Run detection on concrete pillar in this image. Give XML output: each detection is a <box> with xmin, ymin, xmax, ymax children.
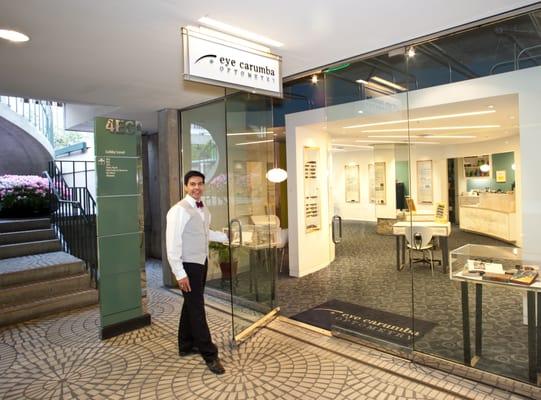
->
<box><xmin>158</xmin><ymin>109</ymin><xmax>181</xmax><ymax>287</ymax></box>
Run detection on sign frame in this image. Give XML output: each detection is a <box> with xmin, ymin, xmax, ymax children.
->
<box><xmin>182</xmin><ymin>27</ymin><xmax>283</xmax><ymax>98</ymax></box>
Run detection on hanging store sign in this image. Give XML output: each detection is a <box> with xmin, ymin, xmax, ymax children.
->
<box><xmin>182</xmin><ymin>27</ymin><xmax>283</xmax><ymax>98</ymax></box>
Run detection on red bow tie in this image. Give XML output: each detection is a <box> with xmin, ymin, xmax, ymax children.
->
<box><xmin>196</xmin><ymin>201</ymin><xmax>204</xmax><ymax>208</ymax></box>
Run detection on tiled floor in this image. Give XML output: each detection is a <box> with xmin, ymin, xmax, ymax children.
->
<box><xmin>0</xmin><ymin>262</ymin><xmax>533</xmax><ymax>400</ymax></box>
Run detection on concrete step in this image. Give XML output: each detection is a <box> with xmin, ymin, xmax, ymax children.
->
<box><xmin>0</xmin><ymin>239</ymin><xmax>62</xmax><ymax>259</ymax></box>
<box><xmin>0</xmin><ymin>289</ymin><xmax>98</xmax><ymax>327</ymax></box>
<box><xmin>0</xmin><ymin>273</ymin><xmax>91</xmax><ymax>308</ymax></box>
<box><xmin>0</xmin><ymin>252</ymin><xmax>85</xmax><ymax>288</ymax></box>
<box><xmin>0</xmin><ymin>228</ymin><xmax>56</xmax><ymax>245</ymax></box>
<box><xmin>0</xmin><ymin>218</ymin><xmax>50</xmax><ymax>233</ymax></box>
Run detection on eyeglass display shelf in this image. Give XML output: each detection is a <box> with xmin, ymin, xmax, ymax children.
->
<box><xmin>450</xmin><ymin>244</ymin><xmax>541</xmax><ymax>292</ymax></box>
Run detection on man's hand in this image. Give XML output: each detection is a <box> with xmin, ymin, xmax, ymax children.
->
<box><xmin>178</xmin><ymin>277</ymin><xmax>191</xmax><ymax>292</ymax></box>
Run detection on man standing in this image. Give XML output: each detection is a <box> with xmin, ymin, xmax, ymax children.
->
<box><xmin>166</xmin><ymin>170</ymin><xmax>227</xmax><ymax>375</ymax></box>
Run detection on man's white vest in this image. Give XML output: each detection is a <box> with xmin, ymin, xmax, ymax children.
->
<box><xmin>179</xmin><ymin>198</ymin><xmax>210</xmax><ymax>265</ymax></box>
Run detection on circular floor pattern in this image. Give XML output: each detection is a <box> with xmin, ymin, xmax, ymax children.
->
<box><xmin>123</xmin><ymin>333</ymin><xmax>348</xmax><ymax>400</ymax></box>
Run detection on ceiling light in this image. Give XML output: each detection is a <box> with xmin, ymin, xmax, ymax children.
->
<box><xmin>343</xmin><ymin>110</ymin><xmax>496</xmax><ymax>129</ymax></box>
<box><xmin>0</xmin><ymin>29</ymin><xmax>30</xmax><ymax>42</ymax></box>
<box><xmin>356</xmin><ymin>79</ymin><xmax>369</xmax><ymax>84</ymax></box>
<box><xmin>235</xmin><ymin>139</ymin><xmax>274</xmax><ymax>146</ymax></box>
<box><xmin>266</xmin><ymin>168</ymin><xmax>287</xmax><ymax>183</ymax></box>
<box><xmin>332</xmin><ymin>144</ymin><xmax>373</xmax><ymax>149</ymax></box>
<box><xmin>511</xmin><ymin>163</ymin><xmax>516</xmax><ymax>170</ymax></box>
<box><xmin>480</xmin><ymin>163</ymin><xmax>490</xmax><ymax>173</ymax></box>
<box><xmin>227</xmin><ymin>131</ymin><xmax>273</xmax><ymax>136</ymax></box>
<box><xmin>367</xmin><ymin>135</ymin><xmax>418</xmax><ymax>138</ymax></box>
<box><xmin>370</xmin><ymin>76</ymin><xmax>407</xmax><ymax>91</ymax></box>
<box><xmin>362</xmin><ymin>125</ymin><xmax>500</xmax><ymax>133</ymax></box>
<box><xmin>363</xmin><ymin>80</ymin><xmax>395</xmax><ymax>95</ymax></box>
<box><xmin>198</xmin><ymin>17</ymin><xmax>283</xmax><ymax>47</ymax></box>
<box><xmin>357</xmin><ymin>110</ymin><xmax>364</xmax><ymax>114</ymax></box>
<box><xmin>488</xmin><ymin>105</ymin><xmax>494</xmax><ymax>109</ymax></box>
<box><xmin>407</xmin><ymin>47</ymin><xmax>416</xmax><ymax>58</ymax></box>
<box><xmin>422</xmin><ymin>135</ymin><xmax>477</xmax><ymax>139</ymax></box>
<box><xmin>356</xmin><ymin>139</ymin><xmax>440</xmax><ymax>145</ymax></box>
<box><xmin>311</xmin><ymin>75</ymin><xmax>318</xmax><ymax>84</ymax></box>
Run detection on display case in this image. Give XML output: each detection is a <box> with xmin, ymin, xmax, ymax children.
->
<box><xmin>450</xmin><ymin>244</ymin><xmax>539</xmax><ymax>289</ymax></box>
<box><xmin>450</xmin><ymin>244</ymin><xmax>541</xmax><ymax>384</ymax></box>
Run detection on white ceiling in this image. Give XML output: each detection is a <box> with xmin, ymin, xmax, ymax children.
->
<box><xmin>0</xmin><ymin>0</ymin><xmax>537</xmax><ymax>132</ymax></box>
<box><xmin>325</xmin><ymin>94</ymin><xmax>519</xmax><ymax>148</ymax></box>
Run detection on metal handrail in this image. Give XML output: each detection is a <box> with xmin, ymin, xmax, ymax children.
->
<box><xmin>43</xmin><ymin>170</ymin><xmax>98</xmax><ymax>287</ymax></box>
<box><xmin>0</xmin><ymin>96</ymin><xmax>58</xmax><ymax>146</ymax></box>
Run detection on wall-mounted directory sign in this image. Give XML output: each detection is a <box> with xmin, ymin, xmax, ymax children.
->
<box><xmin>182</xmin><ymin>27</ymin><xmax>282</xmax><ymax>98</ymax></box>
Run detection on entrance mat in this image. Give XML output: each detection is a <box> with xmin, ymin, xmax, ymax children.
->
<box><xmin>291</xmin><ymin>299</ymin><xmax>437</xmax><ymax>347</ymax></box>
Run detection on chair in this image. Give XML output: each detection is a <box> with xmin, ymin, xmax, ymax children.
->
<box><xmin>404</xmin><ymin>226</ymin><xmax>435</xmax><ymax>276</ymax></box>
<box><xmin>276</xmin><ymin>228</ymin><xmax>288</xmax><ymax>273</ymax></box>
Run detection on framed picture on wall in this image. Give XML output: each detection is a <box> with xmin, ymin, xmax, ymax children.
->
<box><xmin>417</xmin><ymin>160</ymin><xmax>433</xmax><ymax>204</ymax></box>
<box><xmin>496</xmin><ymin>170</ymin><xmax>506</xmax><ymax>183</ymax></box>
<box><xmin>303</xmin><ymin>147</ymin><xmax>321</xmax><ymax>233</ymax></box>
<box><xmin>374</xmin><ymin>162</ymin><xmax>386</xmax><ymax>205</ymax></box>
<box><xmin>345</xmin><ymin>164</ymin><xmax>360</xmax><ymax>203</ymax></box>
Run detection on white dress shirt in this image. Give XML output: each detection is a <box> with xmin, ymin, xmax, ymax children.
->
<box><xmin>166</xmin><ymin>195</ymin><xmax>227</xmax><ymax>281</ymax></box>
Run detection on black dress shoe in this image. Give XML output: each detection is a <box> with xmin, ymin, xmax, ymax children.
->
<box><xmin>206</xmin><ymin>358</ymin><xmax>225</xmax><ymax>375</ymax></box>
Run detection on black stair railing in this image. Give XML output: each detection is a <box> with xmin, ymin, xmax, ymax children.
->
<box><xmin>44</xmin><ymin>162</ymin><xmax>98</xmax><ymax>287</ymax></box>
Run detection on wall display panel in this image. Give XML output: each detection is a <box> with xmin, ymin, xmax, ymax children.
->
<box><xmin>304</xmin><ymin>147</ymin><xmax>321</xmax><ymax>232</ymax></box>
<box><xmin>417</xmin><ymin>160</ymin><xmax>433</xmax><ymax>204</ymax></box>
<box><xmin>345</xmin><ymin>164</ymin><xmax>360</xmax><ymax>203</ymax></box>
<box><xmin>368</xmin><ymin>163</ymin><xmax>375</xmax><ymax>204</ymax></box>
<box><xmin>374</xmin><ymin>162</ymin><xmax>386</xmax><ymax>205</ymax></box>
<box><xmin>496</xmin><ymin>170</ymin><xmax>507</xmax><ymax>183</ymax></box>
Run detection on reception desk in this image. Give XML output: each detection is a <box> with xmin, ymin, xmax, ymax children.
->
<box><xmin>459</xmin><ymin>192</ymin><xmax>517</xmax><ymax>242</ymax></box>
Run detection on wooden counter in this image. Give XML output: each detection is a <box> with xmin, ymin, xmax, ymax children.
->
<box><xmin>459</xmin><ymin>192</ymin><xmax>516</xmax><ymax>242</ymax></box>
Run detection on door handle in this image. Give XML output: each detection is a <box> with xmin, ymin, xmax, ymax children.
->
<box><xmin>230</xmin><ymin>218</ymin><xmax>243</xmax><ymax>246</ymax></box>
<box><xmin>332</xmin><ymin>215</ymin><xmax>342</xmax><ymax>244</ymax></box>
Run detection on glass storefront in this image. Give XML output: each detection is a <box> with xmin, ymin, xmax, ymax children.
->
<box><xmin>181</xmin><ymin>92</ymin><xmax>278</xmax><ymax>341</ymax></box>
<box><xmin>179</xmin><ymin>5</ymin><xmax>541</xmax><ymax>389</ymax></box>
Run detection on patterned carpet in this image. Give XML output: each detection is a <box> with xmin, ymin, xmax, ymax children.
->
<box><xmin>276</xmin><ymin>221</ymin><xmax>529</xmax><ymax>383</ymax></box>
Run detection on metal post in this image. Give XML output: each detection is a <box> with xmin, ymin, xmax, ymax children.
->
<box><xmin>461</xmin><ymin>281</ymin><xmax>471</xmax><ymax>365</ymax></box>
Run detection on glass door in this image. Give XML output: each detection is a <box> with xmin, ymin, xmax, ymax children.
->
<box><xmin>225</xmin><ymin>90</ymin><xmax>279</xmax><ymax>342</ymax></box>
<box><xmin>180</xmin><ymin>93</ymin><xmax>279</xmax><ymax>344</ymax></box>
<box><xmin>323</xmin><ymin>55</ymin><xmax>415</xmax><ymax>354</ymax></box>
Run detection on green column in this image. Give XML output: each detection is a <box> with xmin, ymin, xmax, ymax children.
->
<box><xmin>95</xmin><ymin>117</ymin><xmax>151</xmax><ymax>339</ymax></box>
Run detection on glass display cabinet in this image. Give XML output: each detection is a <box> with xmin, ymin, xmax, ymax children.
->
<box><xmin>450</xmin><ymin>244</ymin><xmax>540</xmax><ymax>383</ymax></box>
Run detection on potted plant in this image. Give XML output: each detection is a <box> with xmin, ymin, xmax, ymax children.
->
<box><xmin>209</xmin><ymin>241</ymin><xmax>238</xmax><ymax>287</ymax></box>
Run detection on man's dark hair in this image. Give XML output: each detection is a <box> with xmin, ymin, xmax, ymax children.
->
<box><xmin>184</xmin><ymin>170</ymin><xmax>205</xmax><ymax>185</ymax></box>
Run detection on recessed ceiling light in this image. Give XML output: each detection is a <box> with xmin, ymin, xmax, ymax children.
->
<box><xmin>0</xmin><ymin>29</ymin><xmax>30</xmax><ymax>42</ymax></box>
<box><xmin>357</xmin><ymin>110</ymin><xmax>364</xmax><ymax>114</ymax></box>
<box><xmin>227</xmin><ymin>131</ymin><xmax>273</xmax><ymax>136</ymax></box>
<box><xmin>198</xmin><ymin>17</ymin><xmax>283</xmax><ymax>47</ymax></box>
<box><xmin>370</xmin><ymin>76</ymin><xmax>407</xmax><ymax>91</ymax></box>
<box><xmin>488</xmin><ymin>105</ymin><xmax>494</xmax><ymax>109</ymax></box>
<box><xmin>235</xmin><ymin>139</ymin><xmax>274</xmax><ymax>146</ymax></box>
<box><xmin>311</xmin><ymin>75</ymin><xmax>318</xmax><ymax>84</ymax></box>
<box><xmin>332</xmin><ymin>144</ymin><xmax>373</xmax><ymax>149</ymax></box>
<box><xmin>343</xmin><ymin>110</ymin><xmax>496</xmax><ymax>129</ymax></box>
<box><xmin>407</xmin><ymin>47</ymin><xmax>416</xmax><ymax>58</ymax></box>
<box><xmin>362</xmin><ymin>125</ymin><xmax>499</xmax><ymax>133</ymax></box>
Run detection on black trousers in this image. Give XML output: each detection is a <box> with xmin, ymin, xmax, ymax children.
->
<box><xmin>178</xmin><ymin>260</ymin><xmax>218</xmax><ymax>362</ymax></box>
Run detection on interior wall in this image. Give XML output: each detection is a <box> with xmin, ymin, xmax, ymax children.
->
<box><xmin>286</xmin><ymin>108</ymin><xmax>333</xmax><ymax>277</ymax></box>
<box><xmin>332</xmin><ymin>150</ymin><xmax>376</xmax><ymax>221</ymax></box>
